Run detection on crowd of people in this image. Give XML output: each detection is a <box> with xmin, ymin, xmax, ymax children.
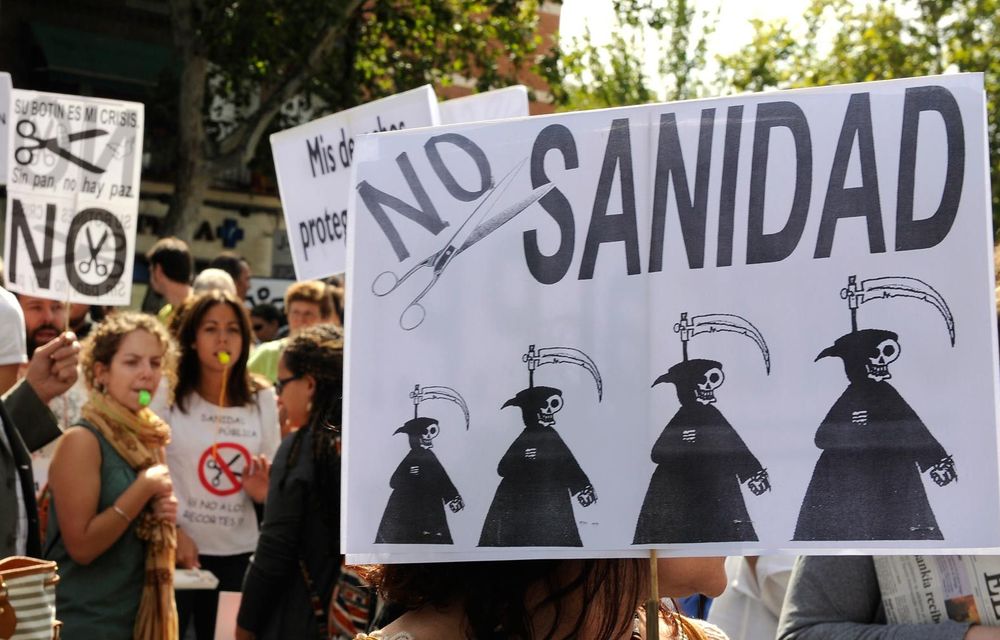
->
<box><xmin>1</xmin><ymin>234</ymin><xmax>999</xmax><ymax>640</ymax></box>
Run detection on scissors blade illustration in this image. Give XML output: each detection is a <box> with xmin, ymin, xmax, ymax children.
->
<box><xmin>67</xmin><ymin>129</ymin><xmax>107</xmax><ymax>143</ymax></box>
<box><xmin>50</xmin><ymin>144</ymin><xmax>106</xmax><ymax>174</ymax></box>
<box><xmin>456</xmin><ymin>182</ymin><xmax>555</xmax><ymax>256</ymax></box>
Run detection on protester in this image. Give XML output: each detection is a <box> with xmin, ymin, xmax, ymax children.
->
<box><xmin>357</xmin><ymin>557</ymin><xmax>729</xmax><ymax>639</ymax></box>
<box><xmin>192</xmin><ymin>267</ymin><xmax>238</xmax><ymax>297</ymax></box>
<box><xmin>249</xmin><ymin>303</ymin><xmax>284</xmax><ymax>343</ymax></box>
<box><xmin>0</xmin><ymin>286</ymin><xmax>26</xmax><ymax>394</ymax></box>
<box><xmin>44</xmin><ymin>312</ymin><xmax>178</xmax><ymax>639</ymax></box>
<box><xmin>154</xmin><ymin>290</ymin><xmax>279</xmax><ymax>639</ymax></box>
<box><xmin>236</xmin><ymin>324</ymin><xmax>358</xmax><ymax>639</ymax></box>
<box><xmin>777</xmin><ymin>556</ymin><xmax>1000</xmax><ymax>639</ymax></box>
<box><xmin>1</xmin><ymin>287</ymin><xmax>80</xmax><ymax>558</ymax></box>
<box><xmin>209</xmin><ymin>251</ymin><xmax>252</xmax><ymax>302</ymax></box>
<box><xmin>147</xmin><ymin>236</ymin><xmax>194</xmax><ymax>325</ymax></box>
<box><xmin>248</xmin><ymin>280</ymin><xmax>336</xmax><ymax>382</ymax></box>
<box><xmin>16</xmin><ymin>293</ymin><xmax>66</xmax><ymax>357</ymax></box>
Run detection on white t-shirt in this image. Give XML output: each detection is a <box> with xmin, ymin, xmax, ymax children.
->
<box><xmin>162</xmin><ymin>388</ymin><xmax>280</xmax><ymax>556</ymax></box>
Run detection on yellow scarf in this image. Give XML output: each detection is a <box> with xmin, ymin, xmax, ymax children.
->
<box><xmin>81</xmin><ymin>392</ymin><xmax>178</xmax><ymax>640</ymax></box>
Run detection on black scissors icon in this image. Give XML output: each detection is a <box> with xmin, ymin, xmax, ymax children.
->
<box><xmin>15</xmin><ymin>120</ymin><xmax>108</xmax><ymax>174</ymax></box>
<box><xmin>207</xmin><ymin>452</ymin><xmax>244</xmax><ymax>487</ymax></box>
<box><xmin>78</xmin><ymin>227</ymin><xmax>110</xmax><ymax>276</ymax></box>
<box><xmin>371</xmin><ymin>159</ymin><xmax>554</xmax><ymax>330</ymax></box>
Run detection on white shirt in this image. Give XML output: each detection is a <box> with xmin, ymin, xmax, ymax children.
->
<box><xmin>161</xmin><ymin>388</ymin><xmax>280</xmax><ymax>556</ymax></box>
<box><xmin>708</xmin><ymin>555</ymin><xmax>795</xmax><ymax>640</ymax></box>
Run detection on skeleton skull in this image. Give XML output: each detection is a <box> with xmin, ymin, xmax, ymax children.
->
<box><xmin>866</xmin><ymin>338</ymin><xmax>900</xmax><ymax>382</ymax></box>
<box><xmin>536</xmin><ymin>393</ymin><xmax>563</xmax><ymax>427</ymax></box>
<box><xmin>420</xmin><ymin>422</ymin><xmax>440</xmax><ymax>448</ymax></box>
<box><xmin>696</xmin><ymin>367</ymin><xmax>725</xmax><ymax>405</ymax></box>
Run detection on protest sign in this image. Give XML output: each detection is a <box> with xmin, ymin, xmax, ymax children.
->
<box><xmin>270</xmin><ymin>85</ymin><xmax>438</xmax><ymax>281</ymax></box>
<box><xmin>343</xmin><ymin>73</ymin><xmax>999</xmax><ymax>562</ymax></box>
<box><xmin>438</xmin><ymin>85</ymin><xmax>529</xmax><ymax>125</ymax></box>
<box><xmin>4</xmin><ymin>89</ymin><xmax>144</xmax><ymax>305</ymax></box>
<box><xmin>0</xmin><ymin>73</ymin><xmax>10</xmax><ymax>186</ymax></box>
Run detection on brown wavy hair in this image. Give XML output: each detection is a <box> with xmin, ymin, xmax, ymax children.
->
<box><xmin>172</xmin><ymin>290</ymin><xmax>259</xmax><ymax>412</ymax></box>
<box><xmin>368</xmin><ymin>559</ymin><xmax>653</xmax><ymax>639</ymax></box>
<box><xmin>80</xmin><ymin>311</ymin><xmax>177</xmax><ymax>394</ymax></box>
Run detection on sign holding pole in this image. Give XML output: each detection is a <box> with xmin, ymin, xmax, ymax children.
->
<box><xmin>4</xmin><ymin>89</ymin><xmax>144</xmax><ymax>306</ymax></box>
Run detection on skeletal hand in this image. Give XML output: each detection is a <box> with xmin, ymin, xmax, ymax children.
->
<box><xmin>747</xmin><ymin>468</ymin><xmax>772</xmax><ymax>496</ymax></box>
<box><xmin>929</xmin><ymin>455</ymin><xmax>957</xmax><ymax>487</ymax></box>
<box><xmin>576</xmin><ymin>484</ymin><xmax>597</xmax><ymax>507</ymax></box>
<box><xmin>447</xmin><ymin>496</ymin><xmax>464</xmax><ymax>513</ymax></box>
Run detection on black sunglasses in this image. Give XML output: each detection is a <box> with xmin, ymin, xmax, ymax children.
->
<box><xmin>275</xmin><ymin>374</ymin><xmax>302</xmax><ymax>394</ymax></box>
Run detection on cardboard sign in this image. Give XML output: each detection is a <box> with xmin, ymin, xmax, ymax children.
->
<box><xmin>4</xmin><ymin>89</ymin><xmax>144</xmax><ymax>305</ymax></box>
<box><xmin>439</xmin><ymin>85</ymin><xmax>530</xmax><ymax>125</ymax></box>
<box><xmin>270</xmin><ymin>85</ymin><xmax>438</xmax><ymax>280</ymax></box>
<box><xmin>344</xmin><ymin>74</ymin><xmax>999</xmax><ymax>562</ymax></box>
<box><xmin>0</xmin><ymin>73</ymin><xmax>10</xmax><ymax>186</ymax></box>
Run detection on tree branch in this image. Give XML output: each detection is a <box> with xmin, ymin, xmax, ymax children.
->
<box><xmin>209</xmin><ymin>0</ymin><xmax>366</xmax><ymax>173</ymax></box>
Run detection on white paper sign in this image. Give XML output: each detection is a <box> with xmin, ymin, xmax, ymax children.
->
<box><xmin>4</xmin><ymin>90</ymin><xmax>144</xmax><ymax>305</ymax></box>
<box><xmin>344</xmin><ymin>74</ymin><xmax>1000</xmax><ymax>562</ymax></box>
<box><xmin>270</xmin><ymin>85</ymin><xmax>438</xmax><ymax>280</ymax></box>
<box><xmin>439</xmin><ymin>85</ymin><xmax>530</xmax><ymax>125</ymax></box>
<box><xmin>0</xmin><ymin>73</ymin><xmax>11</xmax><ymax>186</ymax></box>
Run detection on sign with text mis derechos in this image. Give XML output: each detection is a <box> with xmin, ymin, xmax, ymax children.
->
<box><xmin>270</xmin><ymin>85</ymin><xmax>439</xmax><ymax>281</ymax></box>
<box><xmin>343</xmin><ymin>74</ymin><xmax>1000</xmax><ymax>563</ymax></box>
<box><xmin>4</xmin><ymin>90</ymin><xmax>144</xmax><ymax>305</ymax></box>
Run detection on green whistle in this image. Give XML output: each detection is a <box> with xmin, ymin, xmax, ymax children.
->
<box><xmin>138</xmin><ymin>390</ymin><xmax>152</xmax><ymax>407</ymax></box>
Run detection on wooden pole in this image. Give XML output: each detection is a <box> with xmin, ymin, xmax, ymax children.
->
<box><xmin>646</xmin><ymin>549</ymin><xmax>659</xmax><ymax>639</ymax></box>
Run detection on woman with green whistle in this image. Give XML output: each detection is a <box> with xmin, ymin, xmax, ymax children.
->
<box><xmin>153</xmin><ymin>290</ymin><xmax>280</xmax><ymax>639</ymax></box>
<box><xmin>45</xmin><ymin>312</ymin><xmax>180</xmax><ymax>639</ymax></box>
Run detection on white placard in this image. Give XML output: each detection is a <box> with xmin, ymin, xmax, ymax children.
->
<box><xmin>438</xmin><ymin>85</ymin><xmax>530</xmax><ymax>125</ymax></box>
<box><xmin>0</xmin><ymin>72</ymin><xmax>10</xmax><ymax>186</ymax></box>
<box><xmin>270</xmin><ymin>85</ymin><xmax>438</xmax><ymax>280</ymax></box>
<box><xmin>344</xmin><ymin>74</ymin><xmax>1000</xmax><ymax>562</ymax></box>
<box><xmin>4</xmin><ymin>89</ymin><xmax>144</xmax><ymax>305</ymax></box>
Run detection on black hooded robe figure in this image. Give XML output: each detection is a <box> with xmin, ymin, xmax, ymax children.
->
<box><xmin>634</xmin><ymin>359</ymin><xmax>765</xmax><ymax>544</ymax></box>
<box><xmin>479</xmin><ymin>386</ymin><xmax>596</xmax><ymax>547</ymax></box>
<box><xmin>794</xmin><ymin>329</ymin><xmax>955</xmax><ymax>541</ymax></box>
<box><xmin>376</xmin><ymin>417</ymin><xmax>463</xmax><ymax>544</ymax></box>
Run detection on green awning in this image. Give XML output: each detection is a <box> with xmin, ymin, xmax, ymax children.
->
<box><xmin>30</xmin><ymin>22</ymin><xmax>174</xmax><ymax>88</ymax></box>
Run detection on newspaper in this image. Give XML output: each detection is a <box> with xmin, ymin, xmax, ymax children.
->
<box><xmin>874</xmin><ymin>556</ymin><xmax>1000</xmax><ymax>625</ymax></box>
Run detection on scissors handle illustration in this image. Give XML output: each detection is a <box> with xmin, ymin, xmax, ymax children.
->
<box><xmin>78</xmin><ymin>258</ymin><xmax>109</xmax><ymax>276</ymax></box>
<box><xmin>14</xmin><ymin>119</ymin><xmax>108</xmax><ymax>173</ymax></box>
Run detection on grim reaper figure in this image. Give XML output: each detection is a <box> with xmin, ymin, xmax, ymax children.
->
<box><xmin>794</xmin><ymin>276</ymin><xmax>958</xmax><ymax>541</ymax></box>
<box><xmin>375</xmin><ymin>385</ymin><xmax>468</xmax><ymax>544</ymax></box>
<box><xmin>634</xmin><ymin>313</ymin><xmax>771</xmax><ymax>544</ymax></box>
<box><xmin>479</xmin><ymin>346</ymin><xmax>602</xmax><ymax>547</ymax></box>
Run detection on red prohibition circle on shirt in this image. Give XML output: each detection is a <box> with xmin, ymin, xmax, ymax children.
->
<box><xmin>198</xmin><ymin>442</ymin><xmax>251</xmax><ymax>497</ymax></box>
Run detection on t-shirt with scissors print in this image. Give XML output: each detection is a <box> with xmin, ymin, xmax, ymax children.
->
<box><xmin>162</xmin><ymin>388</ymin><xmax>279</xmax><ymax>556</ymax></box>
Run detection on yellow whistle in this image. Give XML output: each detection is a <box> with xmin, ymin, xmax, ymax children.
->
<box><xmin>218</xmin><ymin>351</ymin><xmax>231</xmax><ymax>365</ymax></box>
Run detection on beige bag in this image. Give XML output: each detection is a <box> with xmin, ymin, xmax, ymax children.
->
<box><xmin>0</xmin><ymin>557</ymin><xmax>59</xmax><ymax>640</ymax></box>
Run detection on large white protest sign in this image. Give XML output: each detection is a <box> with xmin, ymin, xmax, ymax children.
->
<box><xmin>439</xmin><ymin>85</ymin><xmax>529</xmax><ymax>125</ymax></box>
<box><xmin>270</xmin><ymin>85</ymin><xmax>438</xmax><ymax>280</ymax></box>
<box><xmin>344</xmin><ymin>74</ymin><xmax>999</xmax><ymax>562</ymax></box>
<box><xmin>4</xmin><ymin>90</ymin><xmax>144</xmax><ymax>305</ymax></box>
<box><xmin>0</xmin><ymin>73</ymin><xmax>10</xmax><ymax>186</ymax></box>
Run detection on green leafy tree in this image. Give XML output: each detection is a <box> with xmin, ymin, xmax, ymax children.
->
<box><xmin>717</xmin><ymin>0</ymin><xmax>1000</xmax><ymax>233</ymax></box>
<box><xmin>542</xmin><ymin>0</ymin><xmax>716</xmax><ymax>111</ymax></box>
<box><xmin>164</xmin><ymin>0</ymin><xmax>546</xmax><ymax>239</ymax></box>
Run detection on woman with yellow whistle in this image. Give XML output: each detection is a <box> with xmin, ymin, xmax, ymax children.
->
<box><xmin>150</xmin><ymin>290</ymin><xmax>280</xmax><ymax>639</ymax></box>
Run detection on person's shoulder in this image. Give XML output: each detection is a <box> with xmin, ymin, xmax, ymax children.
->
<box><xmin>689</xmin><ymin>619</ymin><xmax>730</xmax><ymax>640</ymax></box>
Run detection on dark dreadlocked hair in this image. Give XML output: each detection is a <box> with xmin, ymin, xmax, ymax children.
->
<box><xmin>280</xmin><ymin>323</ymin><xmax>344</xmax><ymax>550</ymax></box>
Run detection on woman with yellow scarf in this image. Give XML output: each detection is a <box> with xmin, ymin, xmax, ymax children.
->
<box><xmin>45</xmin><ymin>312</ymin><xmax>179</xmax><ymax>639</ymax></box>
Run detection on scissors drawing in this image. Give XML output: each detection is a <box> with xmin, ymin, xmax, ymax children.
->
<box><xmin>15</xmin><ymin>120</ymin><xmax>108</xmax><ymax>174</ymax></box>
<box><xmin>371</xmin><ymin>158</ymin><xmax>555</xmax><ymax>330</ymax></box>
<box><xmin>207</xmin><ymin>452</ymin><xmax>244</xmax><ymax>487</ymax></box>
<box><xmin>78</xmin><ymin>227</ymin><xmax>110</xmax><ymax>276</ymax></box>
